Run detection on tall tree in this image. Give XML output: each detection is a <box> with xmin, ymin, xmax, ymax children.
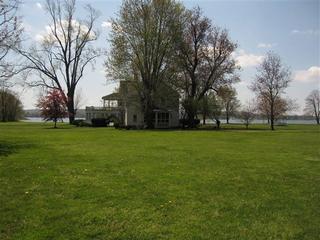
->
<box><xmin>107</xmin><ymin>0</ymin><xmax>185</xmax><ymax>128</ymax></box>
<box><xmin>18</xmin><ymin>0</ymin><xmax>100</xmax><ymax>123</ymax></box>
<box><xmin>0</xmin><ymin>0</ymin><xmax>22</xmax><ymax>81</ymax></box>
<box><xmin>217</xmin><ymin>86</ymin><xmax>240</xmax><ymax>124</ymax></box>
<box><xmin>251</xmin><ymin>52</ymin><xmax>291</xmax><ymax>130</ymax></box>
<box><xmin>37</xmin><ymin>89</ymin><xmax>68</xmax><ymax>128</ymax></box>
<box><xmin>304</xmin><ymin>89</ymin><xmax>320</xmax><ymax>124</ymax></box>
<box><xmin>175</xmin><ymin>7</ymin><xmax>238</xmax><ymax>128</ymax></box>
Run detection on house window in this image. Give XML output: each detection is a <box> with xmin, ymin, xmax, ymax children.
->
<box><xmin>157</xmin><ymin>112</ymin><xmax>169</xmax><ymax>127</ymax></box>
<box><xmin>133</xmin><ymin>114</ymin><xmax>137</xmax><ymax>123</ymax></box>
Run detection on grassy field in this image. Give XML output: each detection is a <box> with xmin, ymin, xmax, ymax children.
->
<box><xmin>0</xmin><ymin>122</ymin><xmax>319</xmax><ymax>239</ymax></box>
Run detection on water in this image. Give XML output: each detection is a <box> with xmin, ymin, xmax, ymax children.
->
<box><xmin>23</xmin><ymin>117</ymin><xmax>317</xmax><ymax>125</ymax></box>
<box><xmin>201</xmin><ymin>118</ymin><xmax>317</xmax><ymax>125</ymax></box>
<box><xmin>22</xmin><ymin>117</ymin><xmax>74</xmax><ymax>123</ymax></box>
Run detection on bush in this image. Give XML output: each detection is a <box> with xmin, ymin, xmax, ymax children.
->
<box><xmin>113</xmin><ymin>121</ymin><xmax>121</xmax><ymax>129</ymax></box>
<box><xmin>72</xmin><ymin>119</ymin><xmax>91</xmax><ymax>127</ymax></box>
<box><xmin>72</xmin><ymin>119</ymin><xmax>83</xmax><ymax>126</ymax></box>
<box><xmin>179</xmin><ymin>118</ymin><xmax>200</xmax><ymax>128</ymax></box>
<box><xmin>107</xmin><ymin>115</ymin><xmax>123</xmax><ymax>129</ymax></box>
<box><xmin>91</xmin><ymin>118</ymin><xmax>109</xmax><ymax>127</ymax></box>
<box><xmin>194</xmin><ymin>119</ymin><xmax>200</xmax><ymax>125</ymax></box>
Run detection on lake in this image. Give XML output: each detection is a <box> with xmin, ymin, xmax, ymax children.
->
<box><xmin>23</xmin><ymin>117</ymin><xmax>317</xmax><ymax>125</ymax></box>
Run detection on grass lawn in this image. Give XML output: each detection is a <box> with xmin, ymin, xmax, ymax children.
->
<box><xmin>0</xmin><ymin>122</ymin><xmax>319</xmax><ymax>239</ymax></box>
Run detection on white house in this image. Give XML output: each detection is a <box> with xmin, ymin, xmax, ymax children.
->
<box><xmin>86</xmin><ymin>81</ymin><xmax>180</xmax><ymax>128</ymax></box>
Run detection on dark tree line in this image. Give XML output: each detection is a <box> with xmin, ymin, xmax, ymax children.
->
<box><xmin>0</xmin><ymin>89</ymin><xmax>23</xmax><ymax>121</ymax></box>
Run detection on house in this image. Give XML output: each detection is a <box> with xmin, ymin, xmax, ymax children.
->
<box><xmin>85</xmin><ymin>81</ymin><xmax>180</xmax><ymax>128</ymax></box>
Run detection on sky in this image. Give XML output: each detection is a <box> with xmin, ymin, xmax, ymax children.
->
<box><xmin>17</xmin><ymin>0</ymin><xmax>320</xmax><ymax>114</ymax></box>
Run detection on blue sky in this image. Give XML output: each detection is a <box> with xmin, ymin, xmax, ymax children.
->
<box><xmin>19</xmin><ymin>0</ymin><xmax>319</xmax><ymax>114</ymax></box>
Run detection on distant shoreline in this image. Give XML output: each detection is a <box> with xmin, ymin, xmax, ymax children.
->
<box><xmin>21</xmin><ymin>117</ymin><xmax>317</xmax><ymax>125</ymax></box>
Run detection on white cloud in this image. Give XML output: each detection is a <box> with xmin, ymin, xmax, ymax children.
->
<box><xmin>35</xmin><ymin>20</ymin><xmax>96</xmax><ymax>43</ymax></box>
<box><xmin>291</xmin><ymin>29</ymin><xmax>319</xmax><ymax>36</ymax></box>
<box><xmin>294</xmin><ymin>66</ymin><xmax>320</xmax><ymax>83</ymax></box>
<box><xmin>21</xmin><ymin>22</ymin><xmax>33</xmax><ymax>32</ymax></box>
<box><xmin>36</xmin><ymin>2</ymin><xmax>42</xmax><ymax>9</ymax></box>
<box><xmin>101</xmin><ymin>21</ymin><xmax>112</xmax><ymax>29</ymax></box>
<box><xmin>257</xmin><ymin>43</ymin><xmax>276</xmax><ymax>48</ymax></box>
<box><xmin>35</xmin><ymin>34</ymin><xmax>44</xmax><ymax>42</ymax></box>
<box><xmin>233</xmin><ymin>49</ymin><xmax>264</xmax><ymax>68</ymax></box>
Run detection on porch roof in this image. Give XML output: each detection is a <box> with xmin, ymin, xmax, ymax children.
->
<box><xmin>153</xmin><ymin>108</ymin><xmax>173</xmax><ymax>112</ymax></box>
<box><xmin>102</xmin><ymin>92</ymin><xmax>120</xmax><ymax>101</ymax></box>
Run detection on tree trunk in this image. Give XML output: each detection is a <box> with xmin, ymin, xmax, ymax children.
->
<box><xmin>226</xmin><ymin>111</ymin><xmax>229</xmax><ymax>124</ymax></box>
<box><xmin>203</xmin><ymin>113</ymin><xmax>206</xmax><ymax>125</ymax></box>
<box><xmin>316</xmin><ymin>116</ymin><xmax>319</xmax><ymax>125</ymax></box>
<box><xmin>270</xmin><ymin>114</ymin><xmax>274</xmax><ymax>130</ymax></box>
<box><xmin>187</xmin><ymin>111</ymin><xmax>196</xmax><ymax>128</ymax></box>
<box><xmin>143</xmin><ymin>96</ymin><xmax>154</xmax><ymax>129</ymax></box>
<box><xmin>216</xmin><ymin>119</ymin><xmax>220</xmax><ymax>129</ymax></box>
<box><xmin>1</xmin><ymin>91</ymin><xmax>7</xmax><ymax>122</ymax></box>
<box><xmin>54</xmin><ymin>118</ymin><xmax>57</xmax><ymax>128</ymax></box>
<box><xmin>67</xmin><ymin>92</ymin><xmax>75</xmax><ymax>124</ymax></box>
<box><xmin>144</xmin><ymin>108</ymin><xmax>154</xmax><ymax>129</ymax></box>
<box><xmin>185</xmin><ymin>99</ymin><xmax>197</xmax><ymax>128</ymax></box>
<box><xmin>270</xmin><ymin>101</ymin><xmax>275</xmax><ymax>130</ymax></box>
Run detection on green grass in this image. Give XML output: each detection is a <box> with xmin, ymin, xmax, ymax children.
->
<box><xmin>0</xmin><ymin>122</ymin><xmax>319</xmax><ymax>239</ymax></box>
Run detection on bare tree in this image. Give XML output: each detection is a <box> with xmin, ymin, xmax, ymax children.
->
<box><xmin>18</xmin><ymin>0</ymin><xmax>100</xmax><ymax>123</ymax></box>
<box><xmin>251</xmin><ymin>52</ymin><xmax>291</xmax><ymax>130</ymax></box>
<box><xmin>304</xmin><ymin>89</ymin><xmax>320</xmax><ymax>124</ymax></box>
<box><xmin>257</xmin><ymin>94</ymin><xmax>298</xmax><ymax>123</ymax></box>
<box><xmin>0</xmin><ymin>0</ymin><xmax>23</xmax><ymax>81</ymax></box>
<box><xmin>217</xmin><ymin>86</ymin><xmax>240</xmax><ymax>124</ymax></box>
<box><xmin>175</xmin><ymin>7</ymin><xmax>238</xmax><ymax>128</ymax></box>
<box><xmin>239</xmin><ymin>100</ymin><xmax>256</xmax><ymax>129</ymax></box>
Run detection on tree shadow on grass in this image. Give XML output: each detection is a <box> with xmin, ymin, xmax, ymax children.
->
<box><xmin>0</xmin><ymin>141</ymin><xmax>36</xmax><ymax>157</ymax></box>
<box><xmin>127</xmin><ymin>125</ymin><xmax>272</xmax><ymax>132</ymax></box>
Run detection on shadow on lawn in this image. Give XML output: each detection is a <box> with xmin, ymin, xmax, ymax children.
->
<box><xmin>134</xmin><ymin>125</ymin><xmax>273</xmax><ymax>132</ymax></box>
<box><xmin>0</xmin><ymin>141</ymin><xmax>36</xmax><ymax>157</ymax></box>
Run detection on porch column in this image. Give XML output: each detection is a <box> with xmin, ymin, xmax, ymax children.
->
<box><xmin>155</xmin><ymin>112</ymin><xmax>158</xmax><ymax>128</ymax></box>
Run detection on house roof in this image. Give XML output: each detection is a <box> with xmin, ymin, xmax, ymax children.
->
<box><xmin>102</xmin><ymin>92</ymin><xmax>120</xmax><ymax>100</ymax></box>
